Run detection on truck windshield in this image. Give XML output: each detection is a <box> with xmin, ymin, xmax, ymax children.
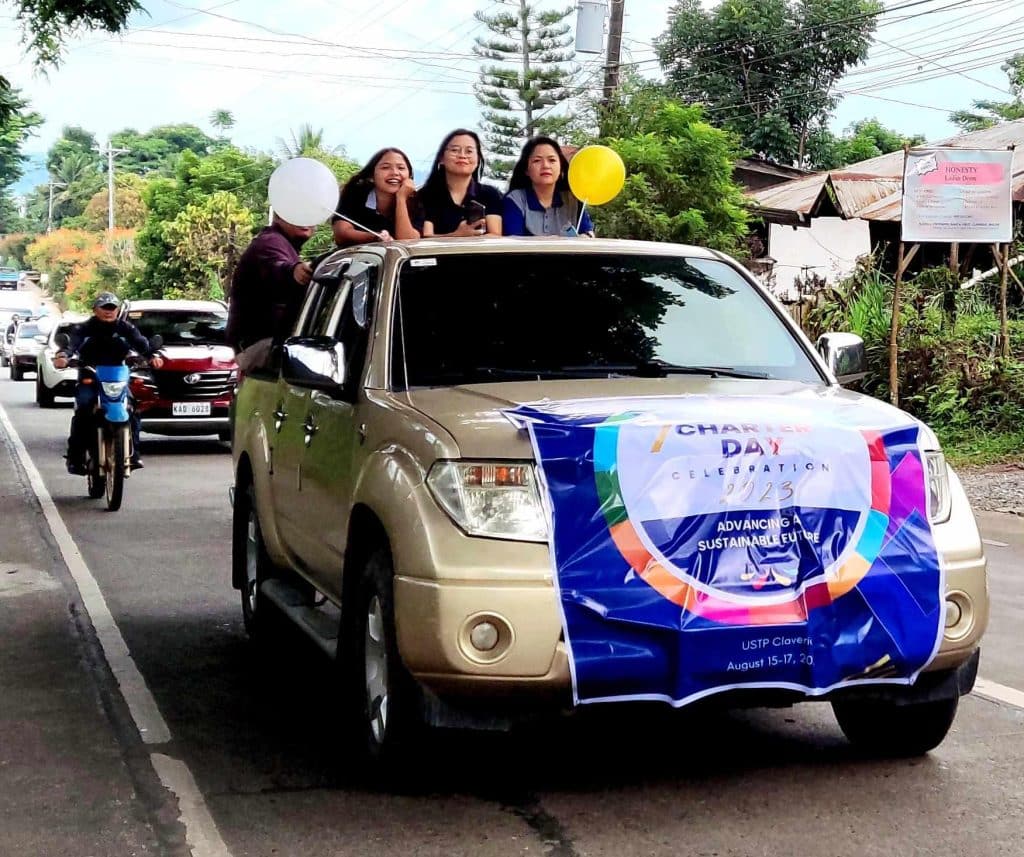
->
<box><xmin>16</xmin><ymin>324</ymin><xmax>40</xmax><ymax>339</ymax></box>
<box><xmin>391</xmin><ymin>253</ymin><xmax>822</xmax><ymax>388</ymax></box>
<box><xmin>129</xmin><ymin>310</ymin><xmax>227</xmax><ymax>345</ymax></box>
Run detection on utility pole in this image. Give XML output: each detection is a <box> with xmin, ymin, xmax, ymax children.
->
<box><xmin>46</xmin><ymin>181</ymin><xmax>67</xmax><ymax>234</ymax></box>
<box><xmin>602</xmin><ymin>0</ymin><xmax>625</xmax><ymax>105</ymax></box>
<box><xmin>100</xmin><ymin>141</ymin><xmax>130</xmax><ymax>232</ymax></box>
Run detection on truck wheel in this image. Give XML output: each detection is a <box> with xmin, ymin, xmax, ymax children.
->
<box><xmin>344</xmin><ymin>547</ymin><xmax>422</xmax><ymax>769</ymax></box>
<box><xmin>832</xmin><ymin>695</ymin><xmax>959</xmax><ymax>756</ymax></box>
<box><xmin>10</xmin><ymin>363</ymin><xmax>21</xmax><ymax>381</ymax></box>
<box><xmin>235</xmin><ymin>481</ymin><xmax>279</xmax><ymax>640</ymax></box>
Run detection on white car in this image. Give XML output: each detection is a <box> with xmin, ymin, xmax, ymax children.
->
<box><xmin>36</xmin><ymin>316</ymin><xmax>85</xmax><ymax>406</ymax></box>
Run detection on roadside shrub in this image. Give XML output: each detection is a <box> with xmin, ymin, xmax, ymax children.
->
<box><xmin>804</xmin><ymin>260</ymin><xmax>1024</xmax><ymax>456</ymax></box>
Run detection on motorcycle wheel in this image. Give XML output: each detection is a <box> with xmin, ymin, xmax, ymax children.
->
<box><xmin>85</xmin><ymin>442</ymin><xmax>104</xmax><ymax>499</ymax></box>
<box><xmin>105</xmin><ymin>428</ymin><xmax>126</xmax><ymax>512</ymax></box>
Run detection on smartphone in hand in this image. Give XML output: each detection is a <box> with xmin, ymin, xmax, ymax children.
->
<box><xmin>463</xmin><ymin>199</ymin><xmax>487</xmax><ymax>229</ymax></box>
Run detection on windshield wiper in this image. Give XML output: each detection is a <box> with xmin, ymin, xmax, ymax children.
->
<box><xmin>559</xmin><ymin>361</ymin><xmax>770</xmax><ymax>379</ymax></box>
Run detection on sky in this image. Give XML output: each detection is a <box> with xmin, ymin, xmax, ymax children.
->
<box><xmin>2</xmin><ymin>0</ymin><xmax>1022</xmax><ymax>193</ymax></box>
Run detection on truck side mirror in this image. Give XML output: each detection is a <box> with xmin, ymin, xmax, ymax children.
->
<box><xmin>816</xmin><ymin>332</ymin><xmax>866</xmax><ymax>386</ymax></box>
<box><xmin>281</xmin><ymin>339</ymin><xmax>347</xmax><ymax>394</ymax></box>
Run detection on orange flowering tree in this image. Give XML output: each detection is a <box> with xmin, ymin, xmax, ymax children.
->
<box><xmin>24</xmin><ymin>228</ymin><xmax>141</xmax><ymax>310</ymax></box>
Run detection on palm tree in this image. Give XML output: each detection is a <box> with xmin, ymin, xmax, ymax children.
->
<box><xmin>49</xmin><ymin>151</ymin><xmax>104</xmax><ymax>223</ymax></box>
<box><xmin>209</xmin><ymin>108</ymin><xmax>235</xmax><ymax>136</ymax></box>
<box><xmin>275</xmin><ymin>124</ymin><xmax>342</xmax><ymax>161</ymax></box>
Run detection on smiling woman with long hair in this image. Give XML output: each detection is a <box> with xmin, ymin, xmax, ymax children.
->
<box><xmin>503</xmin><ymin>136</ymin><xmax>594</xmax><ymax>237</ymax></box>
<box><xmin>332</xmin><ymin>147</ymin><xmax>421</xmax><ymax>246</ymax></box>
<box><xmin>417</xmin><ymin>129</ymin><xmax>503</xmax><ymax>237</ymax></box>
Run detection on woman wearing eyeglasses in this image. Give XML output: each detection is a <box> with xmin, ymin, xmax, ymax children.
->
<box><xmin>418</xmin><ymin>129</ymin><xmax>503</xmax><ymax>237</ymax></box>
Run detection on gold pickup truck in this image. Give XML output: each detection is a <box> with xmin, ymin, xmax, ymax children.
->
<box><xmin>230</xmin><ymin>238</ymin><xmax>987</xmax><ymax>767</ymax></box>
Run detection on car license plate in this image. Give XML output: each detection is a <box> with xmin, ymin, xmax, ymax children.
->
<box><xmin>172</xmin><ymin>402</ymin><xmax>211</xmax><ymax>417</ymax></box>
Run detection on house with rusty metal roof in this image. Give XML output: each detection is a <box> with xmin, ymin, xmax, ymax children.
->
<box><xmin>747</xmin><ymin>119</ymin><xmax>1024</xmax><ymax>293</ymax></box>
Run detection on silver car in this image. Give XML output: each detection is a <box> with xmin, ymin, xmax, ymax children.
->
<box><xmin>8</xmin><ymin>320</ymin><xmax>48</xmax><ymax>381</ymax></box>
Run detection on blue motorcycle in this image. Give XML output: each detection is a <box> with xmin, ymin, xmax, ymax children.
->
<box><xmin>57</xmin><ymin>332</ymin><xmax>163</xmax><ymax>511</ymax></box>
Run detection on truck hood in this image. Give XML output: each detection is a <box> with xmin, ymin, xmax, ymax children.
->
<box><xmin>404</xmin><ymin>378</ymin><xmax>937</xmax><ymax>460</ymax></box>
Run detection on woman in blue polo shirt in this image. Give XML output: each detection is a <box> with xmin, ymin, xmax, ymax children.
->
<box><xmin>418</xmin><ymin>129</ymin><xmax>503</xmax><ymax>237</ymax></box>
<box><xmin>333</xmin><ymin>148</ymin><xmax>421</xmax><ymax>246</ymax></box>
<box><xmin>503</xmin><ymin>136</ymin><xmax>594</xmax><ymax>237</ymax></box>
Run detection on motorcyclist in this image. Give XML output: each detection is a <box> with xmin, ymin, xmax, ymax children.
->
<box><xmin>54</xmin><ymin>292</ymin><xmax>164</xmax><ymax>474</ymax></box>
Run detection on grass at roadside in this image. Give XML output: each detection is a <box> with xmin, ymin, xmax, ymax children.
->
<box><xmin>941</xmin><ymin>430</ymin><xmax>1024</xmax><ymax>469</ymax></box>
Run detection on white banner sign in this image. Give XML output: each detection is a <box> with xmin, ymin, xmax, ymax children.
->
<box><xmin>902</xmin><ymin>148</ymin><xmax>1014</xmax><ymax>243</ymax></box>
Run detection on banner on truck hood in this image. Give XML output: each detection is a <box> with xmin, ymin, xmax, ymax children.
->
<box><xmin>508</xmin><ymin>395</ymin><xmax>945</xmax><ymax>707</ymax></box>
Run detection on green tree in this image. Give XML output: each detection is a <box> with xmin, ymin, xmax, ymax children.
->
<box><xmin>0</xmin><ymin>88</ymin><xmax>42</xmax><ymax>187</ymax></box>
<box><xmin>2</xmin><ymin>0</ymin><xmax>141</xmax><ymax>123</ymax></box>
<box><xmin>593</xmin><ymin>99</ymin><xmax>748</xmax><ymax>252</ymax></box>
<box><xmin>576</xmin><ymin>69</ymin><xmax>669</xmax><ymax>142</ymax></box>
<box><xmin>950</xmin><ymin>53</ymin><xmax>1024</xmax><ymax>132</ymax></box>
<box><xmin>80</xmin><ymin>173</ymin><xmax>148</xmax><ymax>230</ymax></box>
<box><xmin>109</xmin><ymin>123</ymin><xmax>216</xmax><ymax>175</ymax></box>
<box><xmin>46</xmin><ymin>125</ymin><xmax>99</xmax><ymax>172</ymax></box>
<box><xmin>210</xmin><ymin>108</ymin><xmax>235</xmax><ymax>135</ymax></box>
<box><xmin>161</xmin><ymin>191</ymin><xmax>254</xmax><ymax>300</ymax></box>
<box><xmin>473</xmin><ymin>0</ymin><xmax>578</xmax><ymax>178</ymax></box>
<box><xmin>806</xmin><ymin>118</ymin><xmax>924</xmax><ymax>170</ymax></box>
<box><xmin>276</xmin><ymin>123</ymin><xmax>335</xmax><ymax>160</ymax></box>
<box><xmin>656</xmin><ymin>0</ymin><xmax>881</xmax><ymax>166</ymax></box>
<box><xmin>0</xmin><ymin>191</ymin><xmax>27</xmax><ymax>233</ymax></box>
<box><xmin>132</xmin><ymin>146</ymin><xmax>275</xmax><ymax>298</ymax></box>
<box><xmin>47</xmin><ymin>149</ymin><xmax>104</xmax><ymax>225</ymax></box>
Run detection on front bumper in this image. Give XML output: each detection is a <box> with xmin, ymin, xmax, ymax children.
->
<box><xmin>394</xmin><ymin>502</ymin><xmax>988</xmax><ymax>701</ymax></box>
<box><xmin>45</xmin><ymin>379</ymin><xmax>77</xmax><ymax>397</ymax></box>
<box><xmin>139</xmin><ymin>414</ymin><xmax>230</xmax><ymax>435</ymax></box>
<box><xmin>13</xmin><ymin>353</ymin><xmax>39</xmax><ymax>368</ymax></box>
<box><xmin>137</xmin><ymin>401</ymin><xmax>231</xmax><ymax>436</ymax></box>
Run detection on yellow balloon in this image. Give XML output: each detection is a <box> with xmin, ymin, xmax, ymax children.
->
<box><xmin>568</xmin><ymin>145</ymin><xmax>626</xmax><ymax>206</ymax></box>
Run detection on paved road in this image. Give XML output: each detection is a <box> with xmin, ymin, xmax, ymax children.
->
<box><xmin>2</xmin><ymin>372</ymin><xmax>1023</xmax><ymax>857</ymax></box>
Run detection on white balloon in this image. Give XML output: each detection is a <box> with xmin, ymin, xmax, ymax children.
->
<box><xmin>268</xmin><ymin>158</ymin><xmax>339</xmax><ymax>227</ymax></box>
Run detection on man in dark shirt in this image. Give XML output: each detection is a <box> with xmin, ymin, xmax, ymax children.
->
<box><xmin>226</xmin><ymin>215</ymin><xmax>315</xmax><ymax>372</ymax></box>
<box><xmin>55</xmin><ymin>292</ymin><xmax>164</xmax><ymax>473</ymax></box>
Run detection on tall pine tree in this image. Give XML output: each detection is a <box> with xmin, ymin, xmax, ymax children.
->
<box><xmin>473</xmin><ymin>0</ymin><xmax>578</xmax><ymax>178</ymax></box>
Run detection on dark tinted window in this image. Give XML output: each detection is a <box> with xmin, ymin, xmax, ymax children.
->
<box><xmin>128</xmin><ymin>310</ymin><xmax>227</xmax><ymax>345</ymax></box>
<box><xmin>392</xmin><ymin>253</ymin><xmax>820</xmax><ymax>388</ymax></box>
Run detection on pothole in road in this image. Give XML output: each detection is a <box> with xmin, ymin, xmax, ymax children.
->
<box><xmin>0</xmin><ymin>562</ymin><xmax>61</xmax><ymax>597</ymax></box>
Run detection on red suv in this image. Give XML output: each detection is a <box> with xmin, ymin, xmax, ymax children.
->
<box><xmin>121</xmin><ymin>299</ymin><xmax>237</xmax><ymax>441</ymax></box>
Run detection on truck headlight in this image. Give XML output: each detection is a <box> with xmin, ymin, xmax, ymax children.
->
<box><xmin>427</xmin><ymin>461</ymin><xmax>548</xmax><ymax>542</ymax></box>
<box><xmin>925</xmin><ymin>451</ymin><xmax>951</xmax><ymax>524</ymax></box>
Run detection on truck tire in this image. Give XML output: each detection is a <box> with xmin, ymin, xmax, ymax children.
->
<box><xmin>235</xmin><ymin>481</ymin><xmax>279</xmax><ymax>641</ymax></box>
<box><xmin>831</xmin><ymin>695</ymin><xmax>959</xmax><ymax>756</ymax></box>
<box><xmin>343</xmin><ymin>546</ymin><xmax>422</xmax><ymax>770</ymax></box>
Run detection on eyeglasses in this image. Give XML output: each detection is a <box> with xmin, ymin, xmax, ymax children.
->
<box><xmin>445</xmin><ymin>146</ymin><xmax>478</xmax><ymax>156</ymax></box>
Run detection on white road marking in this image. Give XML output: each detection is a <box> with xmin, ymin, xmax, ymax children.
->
<box><xmin>974</xmin><ymin>678</ymin><xmax>1024</xmax><ymax>710</ymax></box>
<box><xmin>152</xmin><ymin>754</ymin><xmax>232</xmax><ymax>857</ymax></box>
<box><xmin>0</xmin><ymin>403</ymin><xmax>233</xmax><ymax>857</ymax></box>
<box><xmin>983</xmin><ymin>539</ymin><xmax>1009</xmax><ymax>548</ymax></box>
